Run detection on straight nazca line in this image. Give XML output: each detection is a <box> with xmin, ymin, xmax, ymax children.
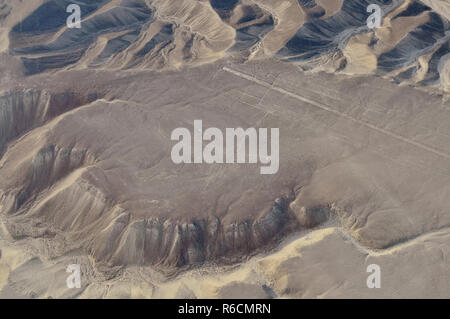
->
<box><xmin>223</xmin><ymin>66</ymin><xmax>450</xmax><ymax>162</ymax></box>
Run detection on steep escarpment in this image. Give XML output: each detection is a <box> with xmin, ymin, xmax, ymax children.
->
<box><xmin>1</xmin><ymin>122</ymin><xmax>330</xmax><ymax>268</ymax></box>
<box><xmin>0</xmin><ymin>89</ymin><xmax>100</xmax><ymax>156</ymax></box>
<box><xmin>2</xmin><ymin>155</ymin><xmax>330</xmax><ymax>268</ymax></box>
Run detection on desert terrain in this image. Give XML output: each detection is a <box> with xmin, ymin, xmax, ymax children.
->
<box><xmin>0</xmin><ymin>0</ymin><xmax>449</xmax><ymax>298</ymax></box>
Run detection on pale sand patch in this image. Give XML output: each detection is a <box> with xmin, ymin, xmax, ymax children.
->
<box><xmin>0</xmin><ymin>245</ymin><xmax>34</xmax><ymax>292</ymax></box>
<box><xmin>0</xmin><ymin>28</ymin><xmax>9</xmax><ymax>52</ymax></box>
<box><xmin>259</xmin><ymin>227</ymin><xmax>336</xmax><ymax>271</ymax></box>
<box><xmin>1</xmin><ymin>222</ymin><xmax>450</xmax><ymax>298</ymax></box>
<box><xmin>342</xmin><ymin>36</ymin><xmax>378</xmax><ymax>75</ymax></box>
<box><xmin>257</xmin><ymin>0</ymin><xmax>306</xmax><ymax>56</ymax></box>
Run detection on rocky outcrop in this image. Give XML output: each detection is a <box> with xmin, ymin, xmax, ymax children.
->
<box><xmin>89</xmin><ymin>196</ymin><xmax>305</xmax><ymax>267</ymax></box>
<box><xmin>0</xmin><ymin>90</ymin><xmax>48</xmax><ymax>155</ymax></box>
<box><xmin>2</xmin><ymin>146</ymin><xmax>331</xmax><ymax>267</ymax></box>
<box><xmin>0</xmin><ymin>89</ymin><xmax>100</xmax><ymax>156</ymax></box>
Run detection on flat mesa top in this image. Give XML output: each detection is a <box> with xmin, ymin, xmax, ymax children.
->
<box><xmin>0</xmin><ymin>59</ymin><xmax>449</xmax><ymax>266</ymax></box>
